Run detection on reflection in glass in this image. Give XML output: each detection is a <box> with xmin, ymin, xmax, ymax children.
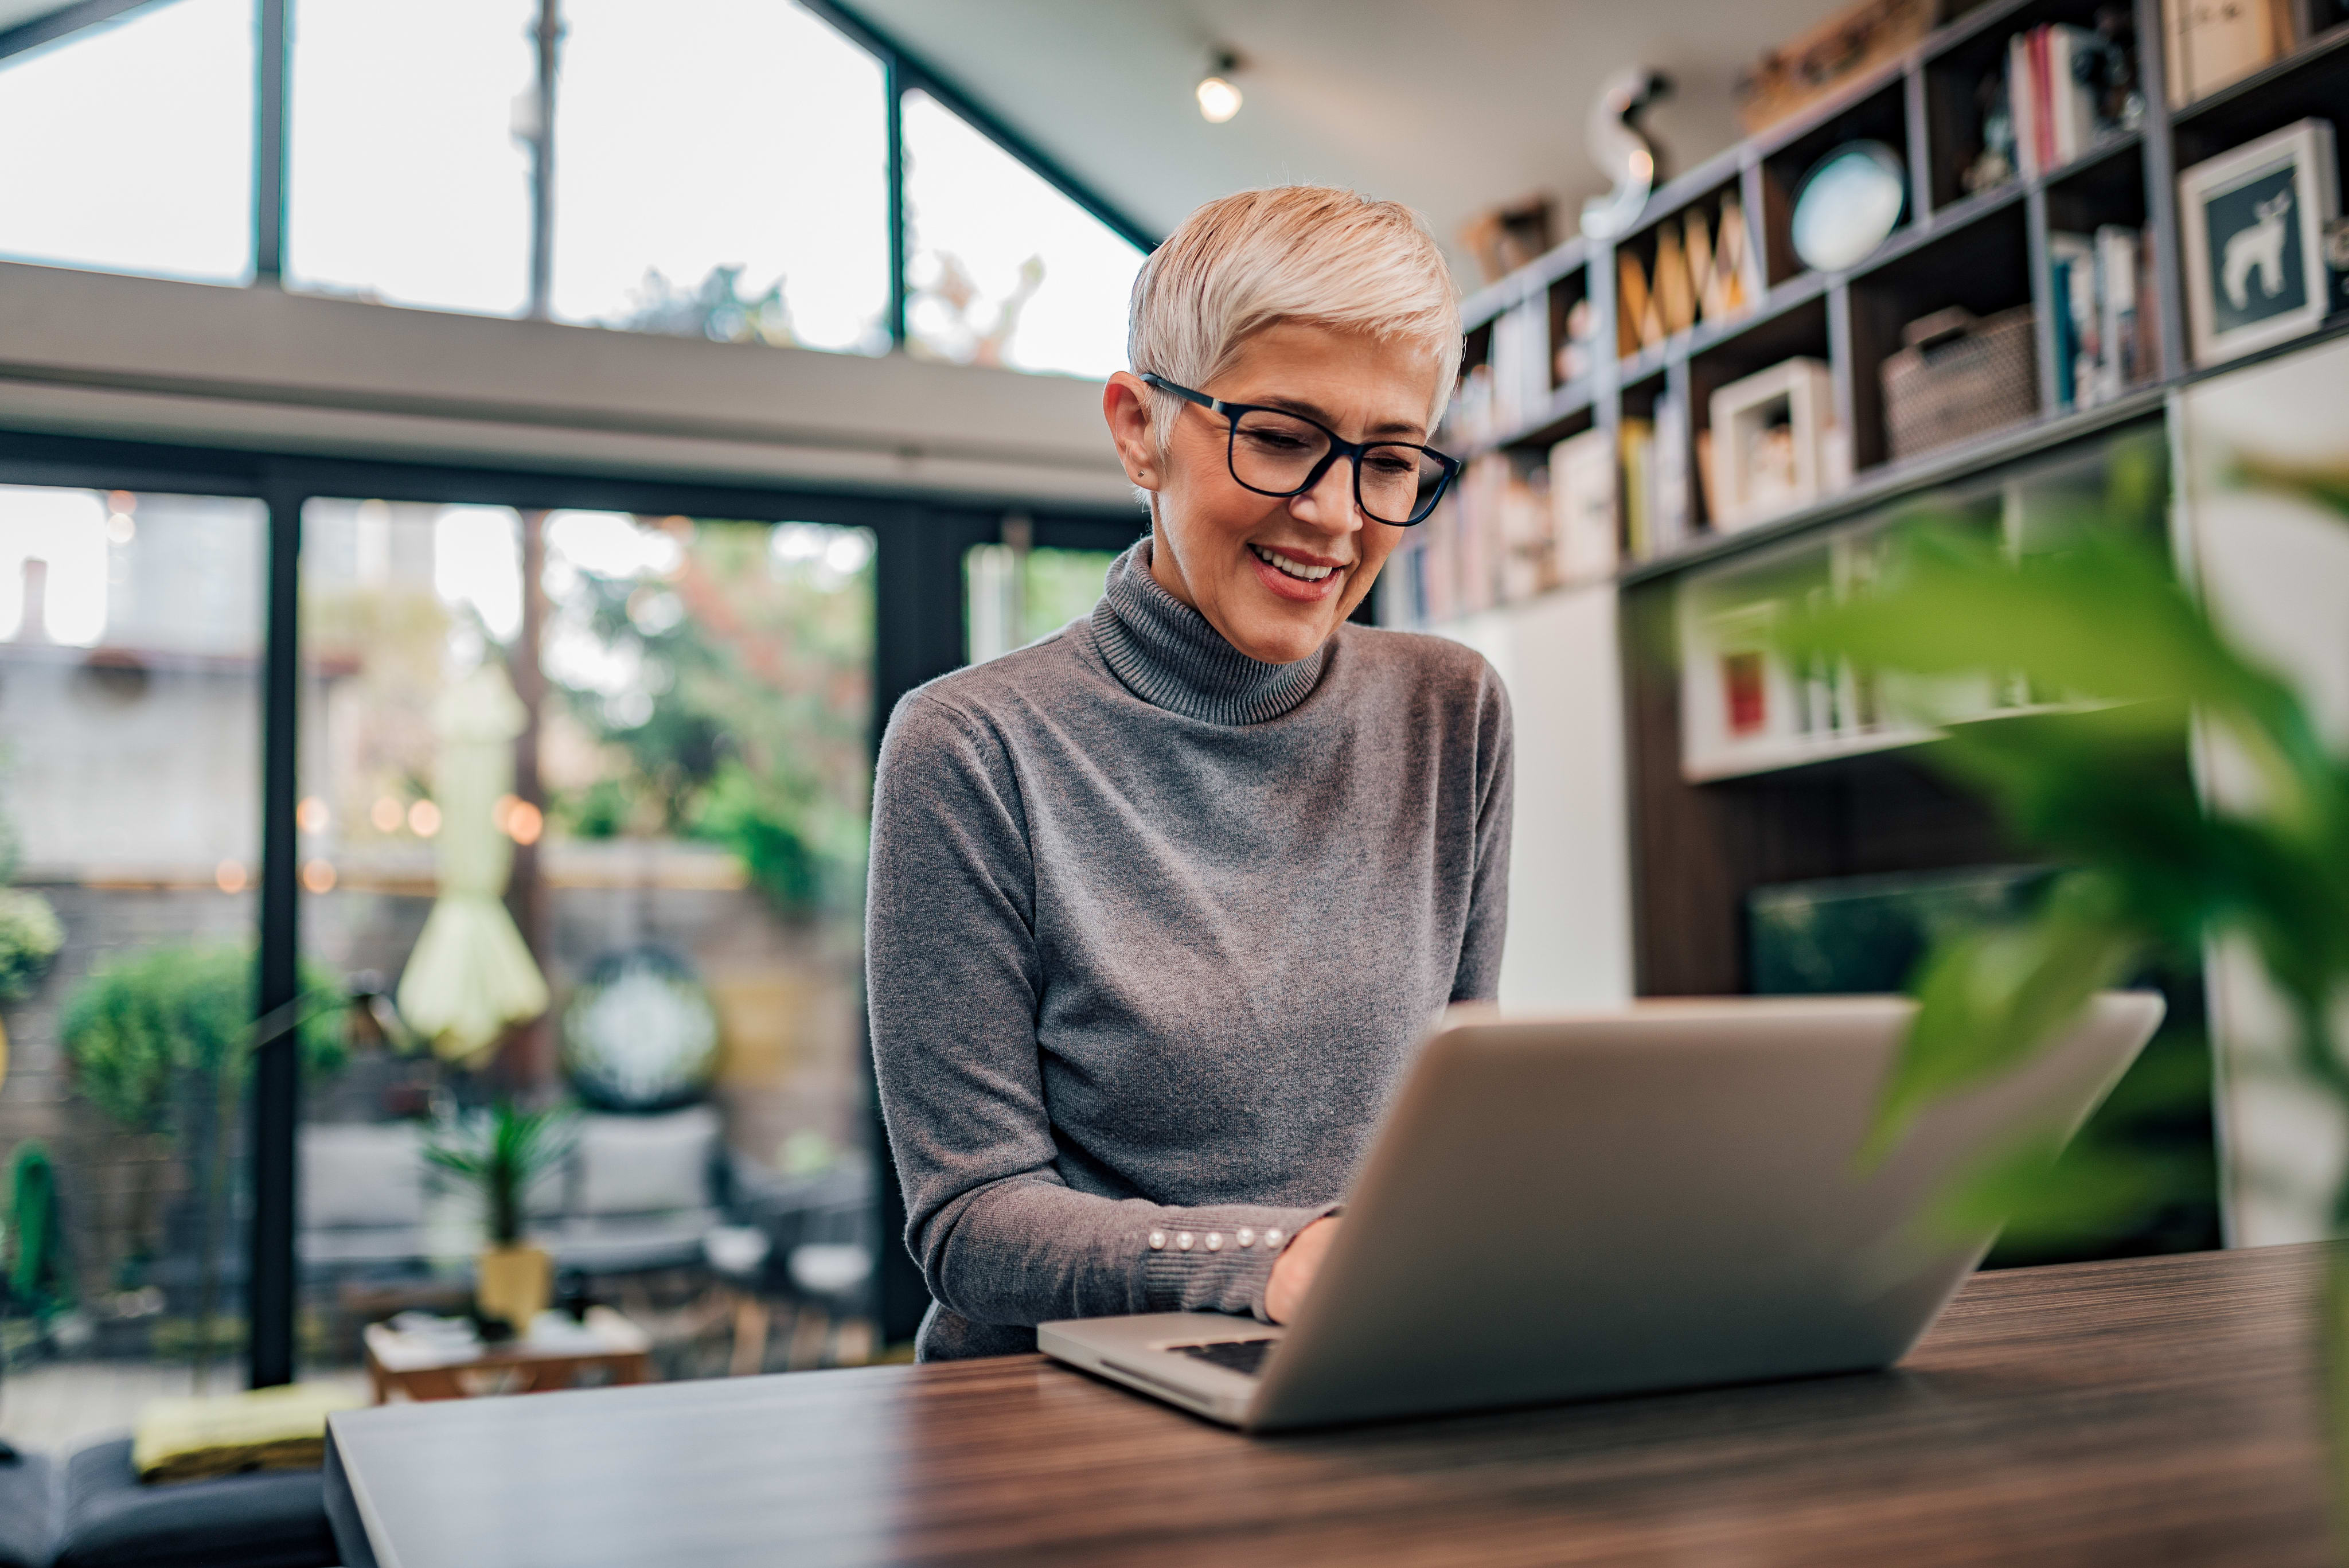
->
<box><xmin>0</xmin><ymin>486</ymin><xmax>270</xmax><ymax>1427</ymax></box>
<box><xmin>287</xmin><ymin>0</ymin><xmax>536</xmax><ymax>316</ymax></box>
<box><xmin>902</xmin><ymin>91</ymin><xmax>1143</xmax><ymax>380</ymax></box>
<box><xmin>0</xmin><ymin>0</ymin><xmax>254</xmax><ymax>284</ymax></box>
<box><xmin>552</xmin><ymin>0</ymin><xmax>889</xmax><ymax>353</ymax></box>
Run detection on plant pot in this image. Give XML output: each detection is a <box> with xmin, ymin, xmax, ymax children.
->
<box><xmin>475</xmin><ymin>1244</ymin><xmax>551</xmax><ymax>1332</ymax></box>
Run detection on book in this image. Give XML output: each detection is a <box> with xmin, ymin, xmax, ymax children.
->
<box><xmin>1654</xmin><ymin>228</ymin><xmax>1698</xmax><ymax>336</ymax></box>
<box><xmin>1710</xmin><ymin>195</ymin><xmax>1754</xmax><ymax>319</ymax></box>
<box><xmin>2008</xmin><ymin>24</ymin><xmax>2102</xmax><ymax>175</ymax></box>
<box><xmin>2048</xmin><ymin>225</ymin><xmax>2149</xmax><ymax>409</ymax></box>
<box><xmin>1617</xmin><ymin>251</ymin><xmax>1650</xmax><ymax>358</ymax></box>
<box><xmin>1652</xmin><ymin>389</ymin><xmax>1694</xmax><ymax>553</ymax></box>
<box><xmin>2164</xmin><ymin>0</ymin><xmax>2288</xmax><ymax>106</ymax></box>
<box><xmin>1619</xmin><ymin>419</ymin><xmax>1656</xmax><ymax>561</ymax></box>
<box><xmin>1547</xmin><ymin>428</ymin><xmax>1620</xmax><ymax>584</ymax></box>
<box><xmin>2095</xmin><ymin>224</ymin><xmax>2140</xmax><ymax>400</ymax></box>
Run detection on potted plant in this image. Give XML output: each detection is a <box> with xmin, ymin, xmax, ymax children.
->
<box><xmin>423</xmin><ymin>1103</ymin><xmax>576</xmax><ymax>1333</ymax></box>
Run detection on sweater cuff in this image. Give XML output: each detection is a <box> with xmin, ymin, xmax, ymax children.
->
<box><xmin>1133</xmin><ymin>1202</ymin><xmax>1342</xmax><ymax>1320</ymax></box>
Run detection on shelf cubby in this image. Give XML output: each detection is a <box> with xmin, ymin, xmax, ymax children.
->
<box><xmin>1846</xmin><ymin>203</ymin><xmax>2036</xmax><ymax>471</ymax></box>
<box><xmin>1759</xmin><ymin>80</ymin><xmax>1917</xmax><ymax>288</ymax></box>
<box><xmin>2168</xmin><ymin>21</ymin><xmax>2349</xmax><ymax>169</ymax></box>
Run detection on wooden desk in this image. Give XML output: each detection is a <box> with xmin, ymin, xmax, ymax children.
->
<box><xmin>325</xmin><ymin>1245</ymin><xmax>2335</xmax><ymax>1567</ymax></box>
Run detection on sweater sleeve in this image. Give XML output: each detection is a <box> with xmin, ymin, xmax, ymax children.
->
<box><xmin>866</xmin><ymin>690</ymin><xmax>1330</xmax><ymax>1332</ymax></box>
<box><xmin>1450</xmin><ymin>662</ymin><xmax>1516</xmax><ymax>1003</ymax></box>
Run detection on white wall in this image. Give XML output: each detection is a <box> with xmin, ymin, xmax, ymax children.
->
<box><xmin>1437</xmin><ymin>583</ymin><xmax>1634</xmax><ymax>1010</ymax></box>
<box><xmin>2174</xmin><ymin>334</ymin><xmax>2349</xmax><ymax>1246</ymax></box>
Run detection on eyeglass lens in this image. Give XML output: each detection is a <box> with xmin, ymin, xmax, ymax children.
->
<box><xmin>1229</xmin><ymin>409</ymin><xmax>1447</xmax><ymax>524</ymax></box>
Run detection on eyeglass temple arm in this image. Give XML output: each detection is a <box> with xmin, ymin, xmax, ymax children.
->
<box><xmin>1138</xmin><ymin>373</ymin><xmax>1218</xmax><ymax>411</ymax></box>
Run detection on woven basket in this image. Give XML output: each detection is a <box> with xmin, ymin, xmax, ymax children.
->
<box><xmin>1881</xmin><ymin>306</ymin><xmax>2039</xmax><ymax>462</ymax></box>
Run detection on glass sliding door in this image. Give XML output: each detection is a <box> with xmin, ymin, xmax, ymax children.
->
<box><xmin>0</xmin><ymin>483</ymin><xmax>274</xmax><ymax>1446</ymax></box>
<box><xmin>296</xmin><ymin>501</ymin><xmax>877</xmax><ymax>1381</ymax></box>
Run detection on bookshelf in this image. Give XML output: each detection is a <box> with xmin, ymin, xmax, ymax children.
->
<box><xmin>1391</xmin><ymin>0</ymin><xmax>2349</xmax><ymax>1004</ymax></box>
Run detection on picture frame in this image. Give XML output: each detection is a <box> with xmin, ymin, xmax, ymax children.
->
<box><xmin>1707</xmin><ymin>357</ymin><xmax>1838</xmax><ymax>532</ymax></box>
<box><xmin>2178</xmin><ymin>119</ymin><xmax>2340</xmax><ymax>367</ymax></box>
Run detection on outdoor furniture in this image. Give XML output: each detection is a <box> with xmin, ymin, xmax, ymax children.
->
<box><xmin>363</xmin><ymin>1307</ymin><xmax>651</xmax><ymax>1403</ymax></box>
<box><xmin>298</xmin><ymin>1122</ymin><xmax>428</xmax><ymax>1271</ymax></box>
<box><xmin>0</xmin><ymin>1453</ymin><xmax>56</xmax><ymax>1568</ymax></box>
<box><xmin>547</xmin><ymin>1107</ymin><xmax>723</xmax><ymax>1276</ymax></box>
<box><xmin>55</xmin><ymin>1436</ymin><xmax>335</xmax><ymax>1568</ymax></box>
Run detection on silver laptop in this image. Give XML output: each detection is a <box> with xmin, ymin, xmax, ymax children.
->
<box><xmin>1040</xmin><ymin>992</ymin><xmax>2163</xmax><ymax>1432</ymax></box>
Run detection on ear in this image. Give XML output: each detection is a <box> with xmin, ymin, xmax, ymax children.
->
<box><xmin>1103</xmin><ymin>373</ymin><xmax>1161</xmax><ymax>492</ymax></box>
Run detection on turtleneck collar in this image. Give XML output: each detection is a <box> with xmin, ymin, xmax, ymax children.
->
<box><xmin>1089</xmin><ymin>538</ymin><xmax>1329</xmax><ymax>726</ymax></box>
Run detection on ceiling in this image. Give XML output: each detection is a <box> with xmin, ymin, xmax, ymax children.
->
<box><xmin>855</xmin><ymin>0</ymin><xmax>1849</xmax><ymax>274</ymax></box>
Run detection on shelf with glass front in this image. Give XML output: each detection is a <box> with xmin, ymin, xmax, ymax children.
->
<box><xmin>1676</xmin><ymin>432</ymin><xmax>2132</xmax><ymax>781</ymax></box>
<box><xmin>1415</xmin><ymin>0</ymin><xmax>2348</xmax><ymax>627</ymax></box>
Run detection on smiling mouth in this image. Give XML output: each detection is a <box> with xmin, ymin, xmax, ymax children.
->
<box><xmin>1249</xmin><ymin>543</ymin><xmax>1342</xmax><ymax>583</ymax></box>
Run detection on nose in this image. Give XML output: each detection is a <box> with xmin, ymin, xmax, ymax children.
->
<box><xmin>1287</xmin><ymin>451</ymin><xmax>1363</xmax><ymax>537</ymax></box>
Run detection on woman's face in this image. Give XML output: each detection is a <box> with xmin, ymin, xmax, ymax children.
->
<box><xmin>1105</xmin><ymin>321</ymin><xmax>1442</xmax><ymax>666</ymax></box>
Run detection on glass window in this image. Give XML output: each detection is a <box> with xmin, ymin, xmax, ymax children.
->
<box><xmin>297</xmin><ymin>501</ymin><xmax>878</xmax><ymax>1378</ymax></box>
<box><xmin>551</xmin><ymin>0</ymin><xmax>889</xmax><ymax>354</ymax></box>
<box><xmin>965</xmin><ymin>543</ymin><xmax>1119</xmax><ymax>662</ymax></box>
<box><xmin>902</xmin><ymin>90</ymin><xmax>1142</xmax><ymax>380</ymax></box>
<box><xmin>286</xmin><ymin>0</ymin><xmax>537</xmax><ymax>317</ymax></box>
<box><xmin>0</xmin><ymin>0</ymin><xmax>255</xmax><ymax>284</ymax></box>
<box><xmin>0</xmin><ymin>484</ymin><xmax>274</xmax><ymax>1443</ymax></box>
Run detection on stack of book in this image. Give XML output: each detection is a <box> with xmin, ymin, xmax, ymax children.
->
<box><xmin>1616</xmin><ymin>391</ymin><xmax>1698</xmax><ymax>562</ymax></box>
<box><xmin>2048</xmin><ymin>224</ymin><xmax>2155</xmax><ymax>409</ymax></box>
<box><xmin>2007</xmin><ymin>24</ymin><xmax>2111</xmax><ymax>176</ymax></box>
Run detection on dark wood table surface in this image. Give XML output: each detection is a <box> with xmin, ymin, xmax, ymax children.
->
<box><xmin>325</xmin><ymin>1244</ymin><xmax>2339</xmax><ymax>1567</ymax></box>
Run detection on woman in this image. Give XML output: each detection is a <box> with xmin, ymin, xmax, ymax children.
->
<box><xmin>868</xmin><ymin>185</ymin><xmax>1513</xmax><ymax>1361</ymax></box>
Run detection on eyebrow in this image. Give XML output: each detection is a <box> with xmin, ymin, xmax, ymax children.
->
<box><xmin>1253</xmin><ymin>395</ymin><xmax>1427</xmax><ymax>441</ymax></box>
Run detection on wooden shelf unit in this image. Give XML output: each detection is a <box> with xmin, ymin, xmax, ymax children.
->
<box><xmin>1438</xmin><ymin>0</ymin><xmax>2349</xmax><ymax>587</ymax></box>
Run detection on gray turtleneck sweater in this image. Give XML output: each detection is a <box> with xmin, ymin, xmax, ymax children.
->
<box><xmin>867</xmin><ymin>540</ymin><xmax>1513</xmax><ymax>1360</ymax></box>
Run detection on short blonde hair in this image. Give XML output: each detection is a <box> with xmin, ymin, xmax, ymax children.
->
<box><xmin>1127</xmin><ymin>186</ymin><xmax>1462</xmax><ymax>448</ymax></box>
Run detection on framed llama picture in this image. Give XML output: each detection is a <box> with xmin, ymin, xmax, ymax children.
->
<box><xmin>2179</xmin><ymin>119</ymin><xmax>2340</xmax><ymax>366</ymax></box>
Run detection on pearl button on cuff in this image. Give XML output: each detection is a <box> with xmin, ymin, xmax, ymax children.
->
<box><xmin>1146</xmin><ymin>1231</ymin><xmax>1167</xmax><ymax>1250</ymax></box>
<box><xmin>1205</xmin><ymin>1232</ymin><xmax>1224</xmax><ymax>1251</ymax></box>
<box><xmin>1236</xmin><ymin>1228</ymin><xmax>1256</xmax><ymax>1248</ymax></box>
<box><xmin>1264</xmin><ymin>1228</ymin><xmax>1285</xmax><ymax>1248</ymax></box>
<box><xmin>1176</xmin><ymin>1232</ymin><xmax>1195</xmax><ymax>1251</ymax></box>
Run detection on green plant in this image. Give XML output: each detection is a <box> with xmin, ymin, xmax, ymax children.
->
<box><xmin>0</xmin><ymin>888</ymin><xmax>62</xmax><ymax>1003</ymax></box>
<box><xmin>61</xmin><ymin>946</ymin><xmax>346</xmax><ymax>1134</ymax></box>
<box><xmin>1772</xmin><ymin>442</ymin><xmax>2349</xmax><ymax>1528</ymax></box>
<box><xmin>422</xmin><ymin>1102</ymin><xmax>577</xmax><ymax>1247</ymax></box>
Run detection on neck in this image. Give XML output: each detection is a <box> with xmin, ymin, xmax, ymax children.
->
<box><xmin>1091</xmin><ymin>539</ymin><xmax>1329</xmax><ymax>726</ymax></box>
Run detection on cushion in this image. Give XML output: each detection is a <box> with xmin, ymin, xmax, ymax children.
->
<box><xmin>0</xmin><ymin>1450</ymin><xmax>58</xmax><ymax>1568</ymax></box>
<box><xmin>58</xmin><ymin>1438</ymin><xmax>336</xmax><ymax>1568</ymax></box>
<box><xmin>132</xmin><ymin>1385</ymin><xmax>364</xmax><ymax>1485</ymax></box>
<box><xmin>572</xmin><ymin>1107</ymin><xmax>717</xmax><ymax>1216</ymax></box>
<box><xmin>299</xmin><ymin>1125</ymin><xmax>424</xmax><ymax>1230</ymax></box>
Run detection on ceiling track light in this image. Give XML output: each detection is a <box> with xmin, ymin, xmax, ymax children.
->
<box><xmin>1196</xmin><ymin>48</ymin><xmax>1243</xmax><ymax>124</ymax></box>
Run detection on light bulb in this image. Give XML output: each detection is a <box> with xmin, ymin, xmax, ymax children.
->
<box><xmin>1196</xmin><ymin>74</ymin><xmax>1241</xmax><ymax>123</ymax></box>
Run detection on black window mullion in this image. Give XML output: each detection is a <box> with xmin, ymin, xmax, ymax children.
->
<box><xmin>248</xmin><ymin>474</ymin><xmax>303</xmax><ymax>1389</ymax></box>
<box><xmin>885</xmin><ymin>60</ymin><xmax>907</xmax><ymax>350</ymax></box>
<box><xmin>253</xmin><ymin>0</ymin><xmax>290</xmax><ymax>284</ymax></box>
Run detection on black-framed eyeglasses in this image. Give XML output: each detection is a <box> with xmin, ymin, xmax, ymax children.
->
<box><xmin>1141</xmin><ymin>373</ymin><xmax>1461</xmax><ymax>526</ymax></box>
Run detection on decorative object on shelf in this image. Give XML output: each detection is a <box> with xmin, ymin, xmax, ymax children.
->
<box><xmin>1581</xmin><ymin>65</ymin><xmax>1672</xmax><ymax>240</ymax></box>
<box><xmin>1735</xmin><ymin>0</ymin><xmax>1942</xmax><ymax>136</ymax></box>
<box><xmin>1707</xmin><ymin>357</ymin><xmax>1840</xmax><ymax>531</ymax></box>
<box><xmin>2179</xmin><ymin>119</ymin><xmax>2340</xmax><ymax>366</ymax></box>
<box><xmin>1653</xmin><ymin>225</ymin><xmax>1699</xmax><ymax>336</ymax></box>
<box><xmin>561</xmin><ymin>945</ymin><xmax>721</xmax><ymax>1113</ymax></box>
<box><xmin>1964</xmin><ymin>68</ymin><xmax>2019</xmax><ymax>194</ymax></box>
<box><xmin>1461</xmin><ymin>198</ymin><xmax>1555</xmax><ymax>287</ymax></box>
<box><xmin>2162</xmin><ymin>0</ymin><xmax>2293</xmax><ymax>107</ymax></box>
<box><xmin>1702</xmin><ymin>196</ymin><xmax>1755</xmax><ymax>321</ymax></box>
<box><xmin>1548</xmin><ymin>428</ymin><xmax>1620</xmax><ymax>584</ymax></box>
<box><xmin>1617</xmin><ymin>249</ymin><xmax>1664</xmax><ymax>355</ymax></box>
<box><xmin>1554</xmin><ymin>297</ymin><xmax>1600</xmax><ymax>385</ymax></box>
<box><xmin>1881</xmin><ymin>305</ymin><xmax>2040</xmax><ymax>461</ymax></box>
<box><xmin>2048</xmin><ymin>225</ymin><xmax>2155</xmax><ymax>408</ymax></box>
<box><xmin>423</xmin><ymin>1101</ymin><xmax>578</xmax><ymax>1334</ymax></box>
<box><xmin>1790</xmin><ymin>141</ymin><xmax>1909</xmax><ymax>273</ymax></box>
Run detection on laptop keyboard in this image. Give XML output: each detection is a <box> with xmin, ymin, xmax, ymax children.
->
<box><xmin>1168</xmin><ymin>1338</ymin><xmax>1277</xmax><ymax>1376</ymax></box>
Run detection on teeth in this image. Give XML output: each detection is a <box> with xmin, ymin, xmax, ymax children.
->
<box><xmin>1251</xmin><ymin>544</ymin><xmax>1337</xmax><ymax>582</ymax></box>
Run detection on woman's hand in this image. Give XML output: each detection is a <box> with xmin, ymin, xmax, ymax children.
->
<box><xmin>1265</xmin><ymin>1216</ymin><xmax>1340</xmax><ymax>1324</ymax></box>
